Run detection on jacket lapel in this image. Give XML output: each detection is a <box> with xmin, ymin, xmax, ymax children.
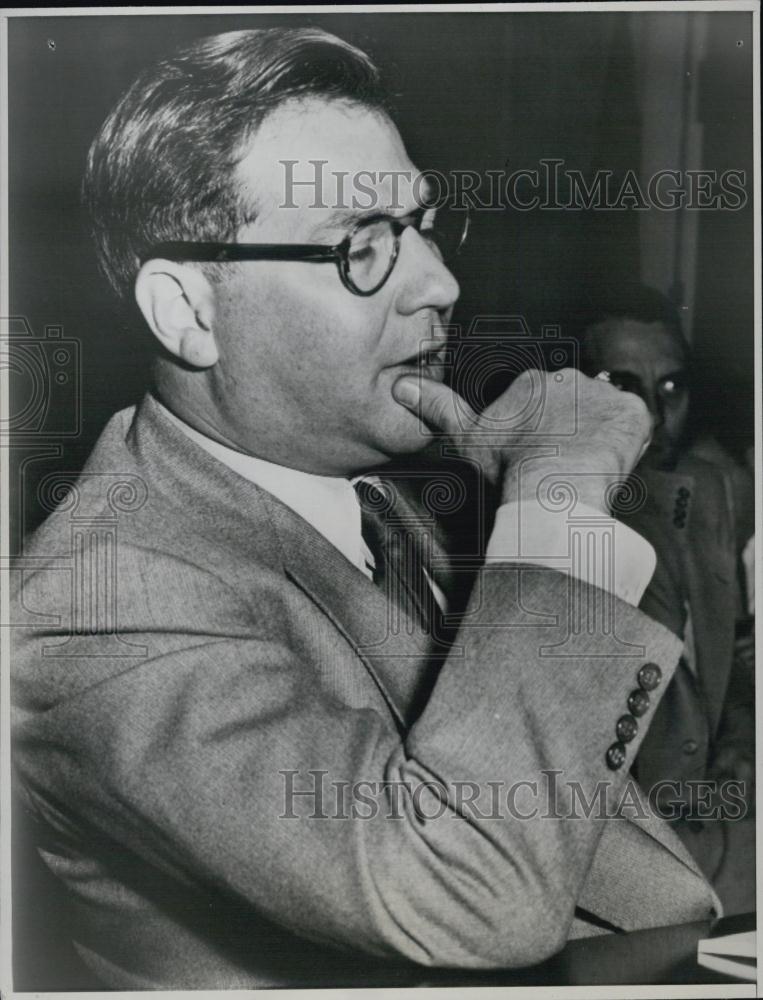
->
<box><xmin>261</xmin><ymin>488</ymin><xmax>451</xmax><ymax>730</ymax></box>
<box><xmin>133</xmin><ymin>395</ymin><xmax>455</xmax><ymax>731</ymax></box>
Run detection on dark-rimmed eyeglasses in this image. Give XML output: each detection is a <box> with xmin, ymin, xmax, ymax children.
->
<box><xmin>142</xmin><ymin>204</ymin><xmax>470</xmax><ymax>297</ymax></box>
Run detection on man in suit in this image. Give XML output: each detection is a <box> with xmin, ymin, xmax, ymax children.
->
<box><xmin>579</xmin><ymin>283</ymin><xmax>755</xmax><ymax>913</ymax></box>
<box><xmin>12</xmin><ymin>29</ymin><xmax>720</xmax><ymax>989</ymax></box>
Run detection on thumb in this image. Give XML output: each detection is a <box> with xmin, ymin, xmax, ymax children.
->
<box><xmin>392</xmin><ymin>374</ymin><xmax>477</xmax><ymax>436</ymax></box>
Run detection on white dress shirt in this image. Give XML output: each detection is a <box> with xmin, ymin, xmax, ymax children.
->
<box><xmin>159</xmin><ymin>402</ymin><xmax>655</xmax><ymax>609</ymax></box>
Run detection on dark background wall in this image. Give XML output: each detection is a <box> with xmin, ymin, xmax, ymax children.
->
<box><xmin>8</xmin><ymin>10</ymin><xmax>755</xmax><ymax>546</ymax></box>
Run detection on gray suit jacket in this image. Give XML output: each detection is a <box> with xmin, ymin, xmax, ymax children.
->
<box><xmin>12</xmin><ymin>394</ymin><xmax>718</xmax><ymax>989</ymax></box>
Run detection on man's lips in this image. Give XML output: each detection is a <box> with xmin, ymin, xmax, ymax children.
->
<box><xmin>396</xmin><ymin>345</ymin><xmax>447</xmax><ymax>370</ymax></box>
<box><xmin>394</xmin><ymin>354</ymin><xmax>446</xmax><ymax>386</ymax></box>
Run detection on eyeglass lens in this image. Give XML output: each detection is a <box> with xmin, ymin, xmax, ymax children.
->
<box><xmin>346</xmin><ymin>205</ymin><xmax>468</xmax><ymax>293</ymax></box>
<box><xmin>346</xmin><ymin>218</ymin><xmax>397</xmax><ymax>293</ymax></box>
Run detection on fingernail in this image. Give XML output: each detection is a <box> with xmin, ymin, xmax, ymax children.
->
<box><xmin>393</xmin><ymin>378</ymin><xmax>420</xmax><ymax>407</ymax></box>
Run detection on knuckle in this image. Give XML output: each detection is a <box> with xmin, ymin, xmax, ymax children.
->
<box><xmin>515</xmin><ymin>368</ymin><xmax>537</xmax><ymax>389</ymax></box>
<box><xmin>427</xmin><ymin>397</ymin><xmax>445</xmax><ymax>426</ymax></box>
<box><xmin>543</xmin><ymin>367</ymin><xmax>574</xmax><ymax>391</ymax></box>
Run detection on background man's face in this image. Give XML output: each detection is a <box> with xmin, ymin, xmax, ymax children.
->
<box><xmin>206</xmin><ymin>98</ymin><xmax>459</xmax><ymax>475</ymax></box>
<box><xmin>586</xmin><ymin>318</ymin><xmax>690</xmax><ymax>471</ymax></box>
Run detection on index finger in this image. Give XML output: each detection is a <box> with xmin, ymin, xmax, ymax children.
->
<box><xmin>392</xmin><ymin>374</ymin><xmax>480</xmax><ymax>437</ymax></box>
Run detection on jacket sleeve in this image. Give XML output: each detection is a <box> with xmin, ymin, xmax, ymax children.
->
<box><xmin>12</xmin><ymin>545</ymin><xmax>708</xmax><ymax>970</ymax></box>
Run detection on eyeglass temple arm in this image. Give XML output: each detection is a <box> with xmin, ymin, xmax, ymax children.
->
<box><xmin>141</xmin><ymin>242</ymin><xmax>343</xmax><ymax>264</ymax></box>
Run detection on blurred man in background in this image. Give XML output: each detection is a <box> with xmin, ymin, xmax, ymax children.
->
<box><xmin>579</xmin><ymin>283</ymin><xmax>755</xmax><ymax>913</ymax></box>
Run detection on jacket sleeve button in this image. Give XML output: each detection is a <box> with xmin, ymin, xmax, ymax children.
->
<box><xmin>628</xmin><ymin>689</ymin><xmax>651</xmax><ymax>717</ymax></box>
<box><xmin>638</xmin><ymin>662</ymin><xmax>662</xmax><ymax>691</ymax></box>
<box><xmin>616</xmin><ymin>714</ymin><xmax>639</xmax><ymax>742</ymax></box>
<box><xmin>606</xmin><ymin>742</ymin><xmax>627</xmax><ymax>770</ymax></box>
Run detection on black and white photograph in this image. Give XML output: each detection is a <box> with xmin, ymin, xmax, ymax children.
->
<box><xmin>1</xmin><ymin>3</ymin><xmax>759</xmax><ymax>995</ymax></box>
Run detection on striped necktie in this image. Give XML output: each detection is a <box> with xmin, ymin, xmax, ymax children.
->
<box><xmin>353</xmin><ymin>478</ymin><xmax>439</xmax><ymax>635</ymax></box>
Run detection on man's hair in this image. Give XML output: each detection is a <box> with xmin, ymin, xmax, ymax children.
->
<box><xmin>572</xmin><ymin>282</ymin><xmax>689</xmax><ymax>374</ymax></box>
<box><xmin>83</xmin><ymin>28</ymin><xmax>387</xmax><ymax>300</ymax></box>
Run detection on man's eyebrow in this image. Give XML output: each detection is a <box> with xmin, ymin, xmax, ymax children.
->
<box><xmin>310</xmin><ymin>209</ymin><xmax>377</xmax><ymax>238</ymax></box>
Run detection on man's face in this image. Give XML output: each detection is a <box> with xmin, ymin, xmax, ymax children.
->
<box><xmin>586</xmin><ymin>318</ymin><xmax>690</xmax><ymax>471</ymax></box>
<box><xmin>205</xmin><ymin>98</ymin><xmax>459</xmax><ymax>475</ymax></box>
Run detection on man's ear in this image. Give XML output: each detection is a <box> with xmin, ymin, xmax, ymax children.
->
<box><xmin>135</xmin><ymin>260</ymin><xmax>219</xmax><ymax>368</ymax></box>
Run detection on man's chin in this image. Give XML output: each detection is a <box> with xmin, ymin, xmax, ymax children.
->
<box><xmin>375</xmin><ymin>405</ymin><xmax>437</xmax><ymax>459</ymax></box>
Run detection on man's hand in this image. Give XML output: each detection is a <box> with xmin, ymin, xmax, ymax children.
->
<box><xmin>393</xmin><ymin>368</ymin><xmax>652</xmax><ymax>515</ymax></box>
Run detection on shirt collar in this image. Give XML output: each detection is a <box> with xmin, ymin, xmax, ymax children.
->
<box><xmin>156</xmin><ymin>401</ymin><xmax>373</xmax><ymax>576</ymax></box>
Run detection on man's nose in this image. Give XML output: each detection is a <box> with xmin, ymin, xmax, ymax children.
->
<box><xmin>393</xmin><ymin>227</ymin><xmax>460</xmax><ymax>315</ymax></box>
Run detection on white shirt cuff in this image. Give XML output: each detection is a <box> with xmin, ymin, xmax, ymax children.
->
<box><xmin>485</xmin><ymin>501</ymin><xmax>656</xmax><ymax>607</ymax></box>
